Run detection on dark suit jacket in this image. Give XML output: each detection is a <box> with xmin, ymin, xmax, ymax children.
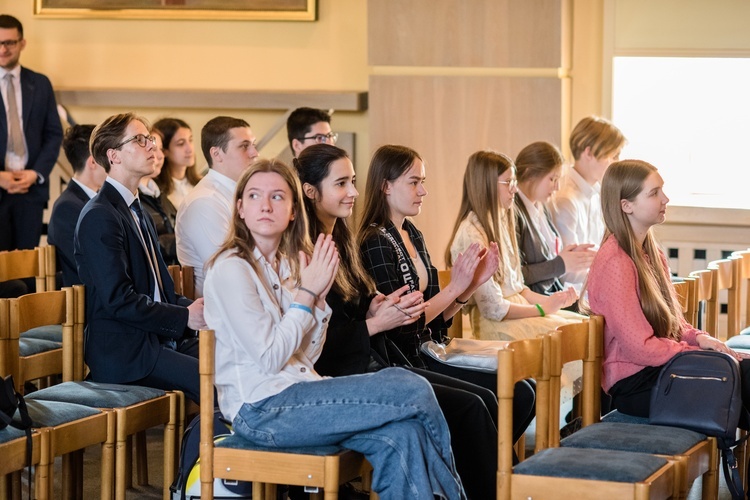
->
<box><xmin>514</xmin><ymin>197</ymin><xmax>565</xmax><ymax>295</ymax></box>
<box><xmin>0</xmin><ymin>67</ymin><xmax>63</xmax><ymax>204</ymax></box>
<box><xmin>74</xmin><ymin>181</ymin><xmax>191</xmax><ymax>384</ymax></box>
<box><xmin>47</xmin><ymin>180</ymin><xmax>89</xmax><ymax>287</ymax></box>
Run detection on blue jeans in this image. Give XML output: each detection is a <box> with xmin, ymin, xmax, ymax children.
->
<box><xmin>233</xmin><ymin>367</ymin><xmax>466</xmax><ymax>500</ymax></box>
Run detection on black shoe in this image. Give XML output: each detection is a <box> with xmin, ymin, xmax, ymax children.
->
<box><xmin>560</xmin><ymin>416</ymin><xmax>583</xmax><ymax>439</ymax></box>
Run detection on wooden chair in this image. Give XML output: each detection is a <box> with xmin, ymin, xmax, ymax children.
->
<box><xmin>168</xmin><ymin>264</ymin><xmax>196</xmax><ymax>301</ymax></box>
<box><xmin>22</xmin><ymin>286</ymin><xmax>180</xmax><ymax>500</ymax></box>
<box><xmin>0</xmin><ymin>289</ymin><xmax>63</xmax><ymax>394</ymax></box>
<box><xmin>689</xmin><ymin>269</ymin><xmax>714</xmax><ymax>333</ymax></box>
<box><xmin>497</xmin><ymin>333</ymin><xmax>676</xmax><ymax>500</ymax></box>
<box><xmin>0</xmin><ymin>427</ymin><xmax>46</xmax><ymax>500</ymax></box>
<box><xmin>731</xmin><ymin>250</ymin><xmax>750</xmax><ymax>335</ymax></box>
<box><xmin>554</xmin><ymin>318</ymin><xmax>718</xmax><ymax>500</ymax></box>
<box><xmin>1</xmin><ymin>288</ymin><xmax>114</xmax><ymax>500</ymax></box>
<box><xmin>0</xmin><ymin>247</ymin><xmax>47</xmax><ymax>292</ymax></box>
<box><xmin>438</xmin><ymin>269</ymin><xmax>463</xmax><ymax>338</ymax></box>
<box><xmin>707</xmin><ymin>259</ymin><xmax>739</xmax><ymax>340</ymax></box>
<box><xmin>199</xmin><ymin>329</ymin><xmax>372</xmax><ymax>500</ymax></box>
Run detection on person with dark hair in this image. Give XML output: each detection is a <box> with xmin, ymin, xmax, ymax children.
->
<box><xmin>138</xmin><ymin>128</ymin><xmax>177</xmax><ymax>265</ymax></box>
<box><xmin>0</xmin><ymin>14</ymin><xmax>64</xmax><ymax>251</ymax></box>
<box><xmin>47</xmin><ymin>124</ymin><xmax>107</xmax><ymax>286</ymax></box>
<box><xmin>153</xmin><ymin>117</ymin><xmax>200</xmax><ymax>212</ymax></box>
<box><xmin>286</xmin><ymin>107</ymin><xmax>337</xmax><ymax>157</ymax></box>
<box><xmin>74</xmin><ymin>113</ymin><xmax>206</xmax><ymax>403</ymax></box>
<box><xmin>175</xmin><ymin>116</ymin><xmax>258</xmax><ymax>296</ymax></box>
<box><xmin>296</xmin><ymin>144</ymin><xmax>504</xmax><ymax>499</ymax></box>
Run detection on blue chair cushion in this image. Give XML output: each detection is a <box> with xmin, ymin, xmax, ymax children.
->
<box><xmin>19</xmin><ymin>338</ymin><xmax>61</xmax><ymax>356</ymax></box>
<box><xmin>22</xmin><ymin>399</ymin><xmax>101</xmax><ymax>428</ymax></box>
<box><xmin>601</xmin><ymin>410</ymin><xmax>650</xmax><ymax>424</ymax></box>
<box><xmin>561</xmin><ymin>422</ymin><xmax>706</xmax><ymax>455</ymax></box>
<box><xmin>514</xmin><ymin>447</ymin><xmax>669</xmax><ymax>483</ymax></box>
<box><xmin>0</xmin><ymin>426</ymin><xmax>28</xmax><ymax>444</ymax></box>
<box><xmin>216</xmin><ymin>434</ymin><xmax>343</xmax><ymax>456</ymax></box>
<box><xmin>726</xmin><ymin>335</ymin><xmax>750</xmax><ymax>349</ymax></box>
<box><xmin>26</xmin><ymin>381</ymin><xmax>165</xmax><ymax>408</ymax></box>
<box><xmin>20</xmin><ymin>325</ymin><xmax>63</xmax><ymax>343</ymax></box>
<box><xmin>738</xmin><ymin>326</ymin><xmax>750</xmax><ymax>336</ymax></box>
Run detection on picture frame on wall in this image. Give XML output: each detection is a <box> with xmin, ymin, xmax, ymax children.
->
<box><xmin>34</xmin><ymin>0</ymin><xmax>317</xmax><ymax>21</ymax></box>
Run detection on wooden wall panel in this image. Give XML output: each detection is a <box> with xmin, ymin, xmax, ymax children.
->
<box><xmin>369</xmin><ymin>75</ymin><xmax>562</xmax><ymax>268</ymax></box>
<box><xmin>368</xmin><ymin>0</ymin><xmax>566</xmax><ymax>68</ymax></box>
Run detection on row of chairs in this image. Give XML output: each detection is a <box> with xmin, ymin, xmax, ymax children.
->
<box><xmin>1</xmin><ymin>245</ymin><xmax>182</xmax><ymax>499</ymax></box>
<box><xmin>497</xmin><ymin>317</ymin><xmax>718</xmax><ymax>500</ymax></box>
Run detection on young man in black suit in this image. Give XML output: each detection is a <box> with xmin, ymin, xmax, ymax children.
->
<box><xmin>47</xmin><ymin>124</ymin><xmax>107</xmax><ymax>287</ymax></box>
<box><xmin>0</xmin><ymin>14</ymin><xmax>63</xmax><ymax>251</ymax></box>
<box><xmin>74</xmin><ymin>113</ymin><xmax>206</xmax><ymax>403</ymax></box>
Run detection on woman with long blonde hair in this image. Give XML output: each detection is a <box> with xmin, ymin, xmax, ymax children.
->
<box><xmin>446</xmin><ymin>150</ymin><xmax>580</xmax><ymax>341</ymax></box>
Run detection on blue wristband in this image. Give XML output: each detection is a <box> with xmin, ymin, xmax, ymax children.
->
<box><xmin>289</xmin><ymin>303</ymin><xmax>313</xmax><ymax>315</ymax></box>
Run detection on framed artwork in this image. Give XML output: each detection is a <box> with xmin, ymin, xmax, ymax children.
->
<box><xmin>34</xmin><ymin>0</ymin><xmax>317</xmax><ymax>21</ymax></box>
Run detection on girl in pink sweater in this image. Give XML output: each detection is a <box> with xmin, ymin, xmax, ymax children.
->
<box><xmin>584</xmin><ymin>159</ymin><xmax>747</xmax><ymax>417</ymax></box>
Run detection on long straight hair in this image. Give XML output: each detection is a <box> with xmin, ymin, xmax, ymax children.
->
<box><xmin>295</xmin><ymin>144</ymin><xmax>375</xmax><ymax>302</ymax></box>
<box><xmin>584</xmin><ymin>159</ymin><xmax>681</xmax><ymax>340</ymax></box>
<box><xmin>356</xmin><ymin>145</ymin><xmax>423</xmax><ymax>245</ymax></box>
<box><xmin>206</xmin><ymin>159</ymin><xmax>312</xmax><ymax>283</ymax></box>
<box><xmin>445</xmin><ymin>150</ymin><xmax>517</xmax><ymax>283</ymax></box>
<box><xmin>153</xmin><ymin>118</ymin><xmax>201</xmax><ymax>195</ymax></box>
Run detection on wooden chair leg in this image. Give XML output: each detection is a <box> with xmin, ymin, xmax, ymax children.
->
<box><xmin>125</xmin><ymin>435</ymin><xmax>133</xmax><ymax>489</ymax></box>
<box><xmin>163</xmin><ymin>392</ymin><xmax>178</xmax><ymax>500</ymax></box>
<box><xmin>10</xmin><ymin>471</ymin><xmax>21</xmax><ymax>500</ymax></box>
<box><xmin>252</xmin><ymin>482</ymin><xmax>265</xmax><ymax>499</ymax></box>
<box><xmin>101</xmin><ymin>412</ymin><xmax>115</xmax><ymax>500</ymax></box>
<box><xmin>115</xmin><ymin>410</ymin><xmax>128</xmax><ymax>500</ymax></box>
<box><xmin>37</xmin><ymin>430</ymin><xmax>51</xmax><ymax>500</ymax></box>
<box><xmin>61</xmin><ymin>453</ymin><xmax>74</xmax><ymax>500</ymax></box>
<box><xmin>135</xmin><ymin>431</ymin><xmax>148</xmax><ymax>486</ymax></box>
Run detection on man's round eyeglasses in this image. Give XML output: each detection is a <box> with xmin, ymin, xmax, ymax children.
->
<box><xmin>300</xmin><ymin>132</ymin><xmax>338</xmax><ymax>145</ymax></box>
<box><xmin>0</xmin><ymin>39</ymin><xmax>22</xmax><ymax>49</ymax></box>
<box><xmin>114</xmin><ymin>134</ymin><xmax>156</xmax><ymax>150</ymax></box>
<box><xmin>498</xmin><ymin>179</ymin><xmax>518</xmax><ymax>189</ymax></box>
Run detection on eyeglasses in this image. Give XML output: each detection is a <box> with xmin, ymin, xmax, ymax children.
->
<box><xmin>498</xmin><ymin>178</ymin><xmax>518</xmax><ymax>190</ymax></box>
<box><xmin>300</xmin><ymin>132</ymin><xmax>338</xmax><ymax>145</ymax></box>
<box><xmin>0</xmin><ymin>39</ymin><xmax>21</xmax><ymax>49</ymax></box>
<box><xmin>114</xmin><ymin>134</ymin><xmax>156</xmax><ymax>150</ymax></box>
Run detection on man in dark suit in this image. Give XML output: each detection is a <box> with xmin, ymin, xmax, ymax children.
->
<box><xmin>47</xmin><ymin>124</ymin><xmax>106</xmax><ymax>287</ymax></box>
<box><xmin>0</xmin><ymin>14</ymin><xmax>63</xmax><ymax>251</ymax></box>
<box><xmin>74</xmin><ymin>113</ymin><xmax>206</xmax><ymax>403</ymax></box>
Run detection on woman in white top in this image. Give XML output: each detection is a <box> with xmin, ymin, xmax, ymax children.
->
<box><xmin>203</xmin><ymin>158</ymin><xmax>465</xmax><ymax>500</ymax></box>
<box><xmin>446</xmin><ymin>150</ymin><xmax>582</xmax><ymax>341</ymax></box>
<box><xmin>153</xmin><ymin>117</ymin><xmax>201</xmax><ymax>211</ymax></box>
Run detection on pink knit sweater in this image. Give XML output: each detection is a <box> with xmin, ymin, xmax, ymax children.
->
<box><xmin>587</xmin><ymin>235</ymin><xmax>702</xmax><ymax>392</ymax></box>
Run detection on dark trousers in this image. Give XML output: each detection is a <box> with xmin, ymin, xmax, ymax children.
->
<box><xmin>128</xmin><ymin>345</ymin><xmax>200</xmax><ymax>404</ymax></box>
<box><xmin>0</xmin><ymin>194</ymin><xmax>45</xmax><ymax>251</ymax></box>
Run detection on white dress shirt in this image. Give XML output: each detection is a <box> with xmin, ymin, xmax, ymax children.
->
<box><xmin>548</xmin><ymin>166</ymin><xmax>604</xmax><ymax>289</ymax></box>
<box><xmin>175</xmin><ymin>169</ymin><xmax>236</xmax><ymax>297</ymax></box>
<box><xmin>203</xmin><ymin>249</ymin><xmax>331</xmax><ymax>422</ymax></box>
<box><xmin>0</xmin><ymin>65</ymin><xmax>27</xmax><ymax>170</ymax></box>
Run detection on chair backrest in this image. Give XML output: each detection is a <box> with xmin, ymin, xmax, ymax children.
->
<box><xmin>497</xmin><ymin>335</ymin><xmax>550</xmax><ymax>473</ymax></box>
<box><xmin>732</xmin><ymin>250</ymin><xmax>750</xmax><ymax>333</ymax></box>
<box><xmin>2</xmin><ymin>288</ymin><xmax>73</xmax><ymax>390</ymax></box>
<box><xmin>72</xmin><ymin>285</ymin><xmax>87</xmax><ymax>381</ymax></box>
<box><xmin>688</xmin><ymin>269</ymin><xmax>713</xmax><ymax>332</ymax></box>
<box><xmin>707</xmin><ymin>259</ymin><xmax>737</xmax><ymax>338</ymax></box>
<box><xmin>0</xmin><ymin>247</ymin><xmax>47</xmax><ymax>292</ymax></box>
<box><xmin>438</xmin><ymin>269</ymin><xmax>463</xmax><ymax>338</ymax></box>
<box><xmin>673</xmin><ymin>277</ymin><xmax>697</xmax><ymax>325</ymax></box>
<box><xmin>169</xmin><ymin>265</ymin><xmax>196</xmax><ymax>301</ymax></box>
<box><xmin>199</xmin><ymin>328</ymin><xmax>216</xmax><ymax>493</ymax></box>
<box><xmin>45</xmin><ymin>245</ymin><xmax>57</xmax><ymax>291</ymax></box>
<box><xmin>168</xmin><ymin>265</ymin><xmax>183</xmax><ymax>295</ymax></box>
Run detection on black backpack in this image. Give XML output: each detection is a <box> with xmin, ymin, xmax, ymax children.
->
<box><xmin>170</xmin><ymin>408</ymin><xmax>253</xmax><ymax>500</ymax></box>
<box><xmin>1</xmin><ymin>375</ymin><xmax>34</xmax><ymax>499</ymax></box>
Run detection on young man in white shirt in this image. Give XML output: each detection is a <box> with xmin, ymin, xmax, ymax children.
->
<box><xmin>175</xmin><ymin>116</ymin><xmax>258</xmax><ymax>296</ymax></box>
<box><xmin>550</xmin><ymin>115</ymin><xmax>625</xmax><ymax>290</ymax></box>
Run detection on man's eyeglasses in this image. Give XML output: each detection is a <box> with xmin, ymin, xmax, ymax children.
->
<box><xmin>498</xmin><ymin>179</ymin><xmax>518</xmax><ymax>190</ymax></box>
<box><xmin>0</xmin><ymin>39</ymin><xmax>21</xmax><ymax>49</ymax></box>
<box><xmin>114</xmin><ymin>134</ymin><xmax>156</xmax><ymax>150</ymax></box>
<box><xmin>300</xmin><ymin>132</ymin><xmax>338</xmax><ymax>145</ymax></box>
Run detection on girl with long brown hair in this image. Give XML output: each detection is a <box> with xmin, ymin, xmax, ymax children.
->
<box><xmin>584</xmin><ymin>159</ymin><xmax>748</xmax><ymax>417</ymax></box>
